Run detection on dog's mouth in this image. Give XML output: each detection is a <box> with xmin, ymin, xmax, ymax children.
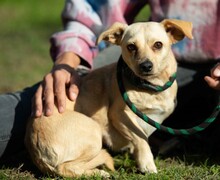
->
<box><xmin>139</xmin><ymin>71</ymin><xmax>154</xmax><ymax>77</ymax></box>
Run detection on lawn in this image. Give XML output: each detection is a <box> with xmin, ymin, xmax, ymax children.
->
<box><xmin>1</xmin><ymin>1</ymin><xmax>220</xmax><ymax>179</ymax></box>
<box><xmin>0</xmin><ymin>0</ymin><xmax>63</xmax><ymax>92</ymax></box>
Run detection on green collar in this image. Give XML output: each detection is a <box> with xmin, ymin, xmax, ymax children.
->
<box><xmin>118</xmin><ymin>56</ymin><xmax>176</xmax><ymax>92</ymax></box>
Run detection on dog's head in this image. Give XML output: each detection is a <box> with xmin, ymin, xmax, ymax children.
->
<box><xmin>97</xmin><ymin>19</ymin><xmax>193</xmax><ymax>78</ymax></box>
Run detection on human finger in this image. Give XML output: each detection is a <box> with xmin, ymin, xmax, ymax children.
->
<box><xmin>32</xmin><ymin>84</ymin><xmax>43</xmax><ymax>117</ymax></box>
<box><xmin>43</xmin><ymin>74</ymin><xmax>55</xmax><ymax>116</ymax></box>
<box><xmin>68</xmin><ymin>71</ymin><xmax>80</xmax><ymax>101</ymax></box>
<box><xmin>204</xmin><ymin>76</ymin><xmax>220</xmax><ymax>90</ymax></box>
<box><xmin>53</xmin><ymin>70</ymin><xmax>68</xmax><ymax>113</ymax></box>
<box><xmin>211</xmin><ymin>63</ymin><xmax>220</xmax><ymax>78</ymax></box>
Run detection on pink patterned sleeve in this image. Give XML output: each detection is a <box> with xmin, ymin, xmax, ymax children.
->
<box><xmin>50</xmin><ymin>0</ymin><xmax>128</xmax><ymax>68</ymax></box>
<box><xmin>149</xmin><ymin>0</ymin><xmax>220</xmax><ymax>62</ymax></box>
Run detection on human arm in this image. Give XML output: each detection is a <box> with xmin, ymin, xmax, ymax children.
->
<box><xmin>33</xmin><ymin>0</ymin><xmax>142</xmax><ymax>117</ymax></box>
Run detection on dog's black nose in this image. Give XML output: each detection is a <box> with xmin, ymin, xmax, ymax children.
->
<box><xmin>139</xmin><ymin>61</ymin><xmax>153</xmax><ymax>73</ymax></box>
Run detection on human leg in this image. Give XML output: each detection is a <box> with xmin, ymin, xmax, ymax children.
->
<box><xmin>0</xmin><ymin>83</ymin><xmax>39</xmax><ymax>160</ymax></box>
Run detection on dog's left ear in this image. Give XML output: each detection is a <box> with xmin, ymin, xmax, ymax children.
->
<box><xmin>96</xmin><ymin>22</ymin><xmax>128</xmax><ymax>45</ymax></box>
<box><xmin>161</xmin><ymin>19</ymin><xmax>193</xmax><ymax>44</ymax></box>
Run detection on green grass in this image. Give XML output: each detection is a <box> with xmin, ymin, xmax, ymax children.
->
<box><xmin>1</xmin><ymin>1</ymin><xmax>220</xmax><ymax>179</ymax></box>
<box><xmin>0</xmin><ymin>0</ymin><xmax>63</xmax><ymax>92</ymax></box>
<box><xmin>1</xmin><ymin>151</ymin><xmax>220</xmax><ymax>179</ymax></box>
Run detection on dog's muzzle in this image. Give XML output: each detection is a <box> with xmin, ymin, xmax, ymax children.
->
<box><xmin>139</xmin><ymin>60</ymin><xmax>153</xmax><ymax>75</ymax></box>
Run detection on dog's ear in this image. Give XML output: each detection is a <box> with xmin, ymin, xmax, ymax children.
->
<box><xmin>96</xmin><ymin>22</ymin><xmax>127</xmax><ymax>45</ymax></box>
<box><xmin>161</xmin><ymin>19</ymin><xmax>193</xmax><ymax>44</ymax></box>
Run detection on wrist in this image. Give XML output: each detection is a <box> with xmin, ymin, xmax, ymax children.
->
<box><xmin>54</xmin><ymin>52</ymin><xmax>81</xmax><ymax>69</ymax></box>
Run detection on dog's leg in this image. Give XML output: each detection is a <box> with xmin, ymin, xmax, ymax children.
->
<box><xmin>110</xmin><ymin>110</ymin><xmax>157</xmax><ymax>173</ymax></box>
<box><xmin>81</xmin><ymin>149</ymin><xmax>115</xmax><ymax>172</ymax></box>
<box><xmin>55</xmin><ymin>149</ymin><xmax>114</xmax><ymax>178</ymax></box>
<box><xmin>133</xmin><ymin>138</ymin><xmax>157</xmax><ymax>173</ymax></box>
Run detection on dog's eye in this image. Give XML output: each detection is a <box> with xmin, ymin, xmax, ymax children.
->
<box><xmin>127</xmin><ymin>44</ymin><xmax>137</xmax><ymax>52</ymax></box>
<box><xmin>153</xmin><ymin>41</ymin><xmax>163</xmax><ymax>50</ymax></box>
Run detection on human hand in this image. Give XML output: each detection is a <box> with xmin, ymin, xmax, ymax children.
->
<box><xmin>32</xmin><ymin>52</ymin><xmax>81</xmax><ymax>117</ymax></box>
<box><xmin>204</xmin><ymin>63</ymin><xmax>220</xmax><ymax>90</ymax></box>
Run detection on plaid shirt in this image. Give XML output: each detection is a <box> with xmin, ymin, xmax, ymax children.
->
<box><xmin>50</xmin><ymin>0</ymin><xmax>220</xmax><ymax>68</ymax></box>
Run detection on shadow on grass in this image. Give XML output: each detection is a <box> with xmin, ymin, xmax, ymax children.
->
<box><xmin>0</xmin><ymin>150</ymin><xmax>44</xmax><ymax>179</ymax></box>
<box><xmin>149</xmin><ymin>129</ymin><xmax>220</xmax><ymax>168</ymax></box>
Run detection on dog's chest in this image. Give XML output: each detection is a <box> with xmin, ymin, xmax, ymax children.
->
<box><xmin>126</xmin><ymin>89</ymin><xmax>176</xmax><ymax>135</ymax></box>
<box><xmin>127</xmin><ymin>89</ymin><xmax>175</xmax><ymax>112</ymax></box>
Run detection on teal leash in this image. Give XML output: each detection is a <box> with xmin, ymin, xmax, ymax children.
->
<box><xmin>117</xmin><ymin>57</ymin><xmax>220</xmax><ymax>135</ymax></box>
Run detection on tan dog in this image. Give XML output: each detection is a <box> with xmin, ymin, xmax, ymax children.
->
<box><xmin>25</xmin><ymin>19</ymin><xmax>193</xmax><ymax>177</ymax></box>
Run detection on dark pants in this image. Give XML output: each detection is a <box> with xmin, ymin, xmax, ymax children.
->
<box><xmin>0</xmin><ymin>83</ymin><xmax>39</xmax><ymax>160</ymax></box>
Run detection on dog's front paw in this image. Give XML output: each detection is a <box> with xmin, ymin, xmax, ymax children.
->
<box><xmin>98</xmin><ymin>170</ymin><xmax>111</xmax><ymax>178</ymax></box>
<box><xmin>137</xmin><ymin>157</ymin><xmax>158</xmax><ymax>174</ymax></box>
<box><xmin>135</xmin><ymin>142</ymin><xmax>158</xmax><ymax>173</ymax></box>
<box><xmin>138</xmin><ymin>163</ymin><xmax>157</xmax><ymax>174</ymax></box>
